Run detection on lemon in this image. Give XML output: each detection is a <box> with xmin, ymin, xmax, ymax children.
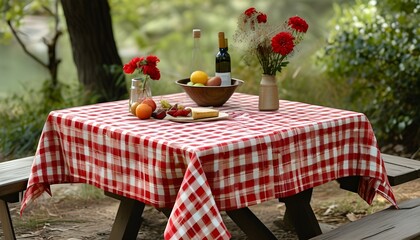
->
<box><xmin>190</xmin><ymin>71</ymin><xmax>208</xmax><ymax>85</ymax></box>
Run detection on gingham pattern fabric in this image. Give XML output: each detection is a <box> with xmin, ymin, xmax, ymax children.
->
<box><xmin>21</xmin><ymin>93</ymin><xmax>397</xmax><ymax>239</ymax></box>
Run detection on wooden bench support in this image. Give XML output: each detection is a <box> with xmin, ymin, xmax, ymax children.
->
<box><xmin>158</xmin><ymin>206</ymin><xmax>278</xmax><ymax>239</ymax></box>
<box><xmin>311</xmin><ymin>198</ymin><xmax>420</xmax><ymax>240</ymax></box>
<box><xmin>105</xmin><ymin>191</ymin><xmax>145</xmax><ymax>240</ymax></box>
<box><xmin>226</xmin><ymin>207</ymin><xmax>278</xmax><ymax>240</ymax></box>
<box><xmin>0</xmin><ymin>156</ymin><xmax>34</xmax><ymax>240</ymax></box>
<box><xmin>0</xmin><ymin>199</ymin><xmax>16</xmax><ymax>240</ymax></box>
<box><xmin>157</xmin><ymin>208</ymin><xmax>172</xmax><ymax>218</ymax></box>
<box><xmin>279</xmin><ymin>188</ymin><xmax>322</xmax><ymax>240</ymax></box>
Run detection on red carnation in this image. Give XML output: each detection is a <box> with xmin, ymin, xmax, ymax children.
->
<box><xmin>271</xmin><ymin>32</ymin><xmax>295</xmax><ymax>56</ymax></box>
<box><xmin>288</xmin><ymin>16</ymin><xmax>309</xmax><ymax>33</ymax></box>
<box><xmin>122</xmin><ymin>55</ymin><xmax>161</xmax><ymax>80</ymax></box>
<box><xmin>123</xmin><ymin>57</ymin><xmax>142</xmax><ymax>74</ymax></box>
<box><xmin>257</xmin><ymin>13</ymin><xmax>267</xmax><ymax>23</ymax></box>
<box><xmin>142</xmin><ymin>65</ymin><xmax>161</xmax><ymax>80</ymax></box>
<box><xmin>130</xmin><ymin>57</ymin><xmax>142</xmax><ymax>66</ymax></box>
<box><xmin>145</xmin><ymin>55</ymin><xmax>160</xmax><ymax>66</ymax></box>
<box><xmin>234</xmin><ymin>7</ymin><xmax>309</xmax><ymax>75</ymax></box>
<box><xmin>123</xmin><ymin>63</ymin><xmax>136</xmax><ymax>74</ymax></box>
<box><xmin>244</xmin><ymin>7</ymin><xmax>256</xmax><ymax>17</ymax></box>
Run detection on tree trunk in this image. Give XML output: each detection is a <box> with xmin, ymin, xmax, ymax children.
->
<box><xmin>61</xmin><ymin>0</ymin><xmax>126</xmax><ymax>102</ymax></box>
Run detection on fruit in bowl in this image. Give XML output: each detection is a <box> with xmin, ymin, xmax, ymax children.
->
<box><xmin>189</xmin><ymin>70</ymin><xmax>209</xmax><ymax>86</ymax></box>
<box><xmin>188</xmin><ymin>71</ymin><xmax>222</xmax><ymax>87</ymax></box>
<box><xmin>207</xmin><ymin>76</ymin><xmax>222</xmax><ymax>86</ymax></box>
<box><xmin>175</xmin><ymin>78</ymin><xmax>244</xmax><ymax>107</ymax></box>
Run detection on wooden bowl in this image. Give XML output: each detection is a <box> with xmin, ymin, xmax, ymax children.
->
<box><xmin>175</xmin><ymin>78</ymin><xmax>244</xmax><ymax>107</ymax></box>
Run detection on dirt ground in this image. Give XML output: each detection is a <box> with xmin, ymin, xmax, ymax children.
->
<box><xmin>3</xmin><ymin>179</ymin><xmax>420</xmax><ymax>240</ymax></box>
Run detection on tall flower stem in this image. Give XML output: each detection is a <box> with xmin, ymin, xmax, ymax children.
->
<box><xmin>272</xmin><ymin>54</ymin><xmax>287</xmax><ymax>74</ymax></box>
<box><xmin>141</xmin><ymin>76</ymin><xmax>148</xmax><ymax>95</ymax></box>
<box><xmin>256</xmin><ymin>44</ymin><xmax>272</xmax><ymax>75</ymax></box>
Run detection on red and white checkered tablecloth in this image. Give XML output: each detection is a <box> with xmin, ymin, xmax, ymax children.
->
<box><xmin>20</xmin><ymin>92</ymin><xmax>397</xmax><ymax>239</ymax></box>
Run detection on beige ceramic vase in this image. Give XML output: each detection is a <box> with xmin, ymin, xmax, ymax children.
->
<box><xmin>258</xmin><ymin>74</ymin><xmax>279</xmax><ymax>111</ymax></box>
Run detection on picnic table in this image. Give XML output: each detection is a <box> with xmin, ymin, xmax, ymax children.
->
<box><xmin>20</xmin><ymin>92</ymin><xmax>397</xmax><ymax>239</ymax></box>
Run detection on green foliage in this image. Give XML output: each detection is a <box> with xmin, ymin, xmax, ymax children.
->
<box><xmin>0</xmin><ymin>0</ymin><xmax>51</xmax><ymax>41</ymax></box>
<box><xmin>0</xmin><ymin>81</ymin><xmax>87</xmax><ymax>161</ymax></box>
<box><xmin>97</xmin><ymin>64</ymin><xmax>129</xmax><ymax>102</ymax></box>
<box><xmin>317</xmin><ymin>0</ymin><xmax>420</xmax><ymax>154</ymax></box>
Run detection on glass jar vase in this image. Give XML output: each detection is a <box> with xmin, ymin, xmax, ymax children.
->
<box><xmin>129</xmin><ymin>77</ymin><xmax>152</xmax><ymax>112</ymax></box>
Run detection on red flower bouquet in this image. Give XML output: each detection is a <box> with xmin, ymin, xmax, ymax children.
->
<box><xmin>233</xmin><ymin>7</ymin><xmax>308</xmax><ymax>76</ymax></box>
<box><xmin>123</xmin><ymin>55</ymin><xmax>161</xmax><ymax>106</ymax></box>
<box><xmin>123</xmin><ymin>55</ymin><xmax>161</xmax><ymax>80</ymax></box>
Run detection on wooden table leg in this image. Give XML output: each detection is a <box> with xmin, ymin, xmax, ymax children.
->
<box><xmin>158</xmin><ymin>206</ymin><xmax>277</xmax><ymax>239</ymax></box>
<box><xmin>279</xmin><ymin>188</ymin><xmax>322</xmax><ymax>240</ymax></box>
<box><xmin>105</xmin><ymin>191</ymin><xmax>145</xmax><ymax>240</ymax></box>
<box><xmin>0</xmin><ymin>198</ymin><xmax>16</xmax><ymax>240</ymax></box>
<box><xmin>157</xmin><ymin>208</ymin><xmax>172</xmax><ymax>218</ymax></box>
<box><xmin>226</xmin><ymin>207</ymin><xmax>277</xmax><ymax>240</ymax></box>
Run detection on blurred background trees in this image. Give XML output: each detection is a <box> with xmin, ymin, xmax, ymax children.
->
<box><xmin>317</xmin><ymin>0</ymin><xmax>420</xmax><ymax>156</ymax></box>
<box><xmin>1</xmin><ymin>0</ymin><xmax>419</xmax><ymax>160</ymax></box>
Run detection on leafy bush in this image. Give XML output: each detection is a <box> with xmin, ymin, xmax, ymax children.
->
<box><xmin>0</xmin><ymin>81</ymin><xmax>88</xmax><ymax>161</ymax></box>
<box><xmin>318</xmin><ymin>0</ymin><xmax>420</xmax><ymax>156</ymax></box>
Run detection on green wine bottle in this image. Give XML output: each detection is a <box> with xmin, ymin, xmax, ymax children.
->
<box><xmin>215</xmin><ymin>32</ymin><xmax>231</xmax><ymax>86</ymax></box>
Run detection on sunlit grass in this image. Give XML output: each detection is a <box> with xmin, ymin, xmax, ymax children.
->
<box><xmin>78</xmin><ymin>184</ymin><xmax>106</xmax><ymax>200</ymax></box>
<box><xmin>313</xmin><ymin>195</ymin><xmax>390</xmax><ymax>225</ymax></box>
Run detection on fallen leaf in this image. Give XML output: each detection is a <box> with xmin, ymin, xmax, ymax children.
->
<box><xmin>323</xmin><ymin>204</ymin><xmax>338</xmax><ymax>215</ymax></box>
<box><xmin>346</xmin><ymin>212</ymin><xmax>359</xmax><ymax>222</ymax></box>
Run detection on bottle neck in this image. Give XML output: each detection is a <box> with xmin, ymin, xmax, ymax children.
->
<box><xmin>218</xmin><ymin>32</ymin><xmax>226</xmax><ymax>48</ymax></box>
<box><xmin>218</xmin><ymin>47</ymin><xmax>228</xmax><ymax>53</ymax></box>
<box><xmin>193</xmin><ymin>38</ymin><xmax>200</xmax><ymax>48</ymax></box>
<box><xmin>191</xmin><ymin>36</ymin><xmax>204</xmax><ymax>73</ymax></box>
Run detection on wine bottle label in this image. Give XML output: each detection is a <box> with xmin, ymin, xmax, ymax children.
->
<box><xmin>216</xmin><ymin>72</ymin><xmax>231</xmax><ymax>86</ymax></box>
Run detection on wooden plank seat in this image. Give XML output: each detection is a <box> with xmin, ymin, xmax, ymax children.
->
<box><xmin>382</xmin><ymin>154</ymin><xmax>420</xmax><ymax>186</ymax></box>
<box><xmin>310</xmin><ymin>198</ymin><xmax>420</xmax><ymax>240</ymax></box>
<box><xmin>310</xmin><ymin>154</ymin><xmax>420</xmax><ymax>240</ymax></box>
<box><xmin>0</xmin><ymin>156</ymin><xmax>34</xmax><ymax>240</ymax></box>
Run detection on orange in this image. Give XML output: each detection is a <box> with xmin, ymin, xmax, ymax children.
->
<box><xmin>135</xmin><ymin>103</ymin><xmax>153</xmax><ymax>119</ymax></box>
<box><xmin>141</xmin><ymin>98</ymin><xmax>157</xmax><ymax>112</ymax></box>
<box><xmin>190</xmin><ymin>70</ymin><xmax>208</xmax><ymax>85</ymax></box>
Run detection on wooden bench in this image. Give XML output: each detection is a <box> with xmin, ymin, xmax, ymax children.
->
<box><xmin>310</xmin><ymin>198</ymin><xmax>420</xmax><ymax>240</ymax></box>
<box><xmin>0</xmin><ymin>156</ymin><xmax>33</xmax><ymax>240</ymax></box>
<box><xmin>311</xmin><ymin>154</ymin><xmax>420</xmax><ymax>240</ymax></box>
<box><xmin>382</xmin><ymin>154</ymin><xmax>420</xmax><ymax>186</ymax></box>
